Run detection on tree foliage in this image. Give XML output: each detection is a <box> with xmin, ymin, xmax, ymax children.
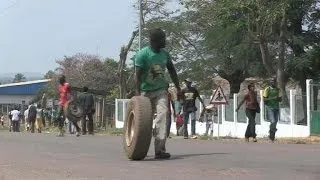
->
<box><xmin>35</xmin><ymin>54</ymin><xmax>119</xmax><ymax>102</ymax></box>
<box><xmin>132</xmin><ymin>0</ymin><xmax>320</xmax><ymax>101</ymax></box>
<box><xmin>132</xmin><ymin>0</ymin><xmax>266</xmax><ymax>95</ymax></box>
<box><xmin>12</xmin><ymin>73</ymin><xmax>26</xmax><ymax>83</ymax></box>
<box><xmin>44</xmin><ymin>70</ymin><xmax>56</xmax><ymax>79</ymax></box>
<box><xmin>55</xmin><ymin>53</ymin><xmax>118</xmax><ymax>92</ymax></box>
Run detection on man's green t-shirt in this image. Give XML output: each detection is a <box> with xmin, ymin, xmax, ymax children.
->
<box><xmin>135</xmin><ymin>46</ymin><xmax>169</xmax><ymax>92</ymax></box>
<box><xmin>263</xmin><ymin>86</ymin><xmax>281</xmax><ymax>109</ymax></box>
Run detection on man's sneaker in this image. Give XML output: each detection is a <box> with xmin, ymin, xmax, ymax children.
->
<box><xmin>155</xmin><ymin>152</ymin><xmax>171</xmax><ymax>159</ymax></box>
<box><xmin>191</xmin><ymin>135</ymin><xmax>198</xmax><ymax>139</ymax></box>
<box><xmin>76</xmin><ymin>131</ymin><xmax>80</xmax><ymax>137</ymax></box>
<box><xmin>57</xmin><ymin>133</ymin><xmax>64</xmax><ymax>137</ymax></box>
<box><xmin>57</xmin><ymin>129</ymin><xmax>65</xmax><ymax>137</ymax></box>
<box><xmin>253</xmin><ymin>138</ymin><xmax>257</xmax><ymax>142</ymax></box>
<box><xmin>268</xmin><ymin>135</ymin><xmax>275</xmax><ymax>143</ymax></box>
<box><xmin>184</xmin><ymin>136</ymin><xmax>189</xmax><ymax>139</ymax></box>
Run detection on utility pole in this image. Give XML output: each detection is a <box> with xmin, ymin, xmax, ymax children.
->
<box><xmin>138</xmin><ymin>0</ymin><xmax>142</xmax><ymax>50</ymax></box>
<box><xmin>134</xmin><ymin>0</ymin><xmax>143</xmax><ymax>75</ymax></box>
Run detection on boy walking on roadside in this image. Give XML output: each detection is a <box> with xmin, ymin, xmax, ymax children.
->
<box><xmin>263</xmin><ymin>78</ymin><xmax>282</xmax><ymax>142</ymax></box>
<box><xmin>181</xmin><ymin>78</ymin><xmax>205</xmax><ymax>139</ymax></box>
<box><xmin>135</xmin><ymin>28</ymin><xmax>181</xmax><ymax>159</ymax></box>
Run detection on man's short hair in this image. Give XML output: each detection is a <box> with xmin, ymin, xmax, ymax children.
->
<box><xmin>83</xmin><ymin>86</ymin><xmax>89</xmax><ymax>92</ymax></box>
<box><xmin>248</xmin><ymin>83</ymin><xmax>254</xmax><ymax>89</ymax></box>
<box><xmin>149</xmin><ymin>28</ymin><xmax>165</xmax><ymax>42</ymax></box>
<box><xmin>59</xmin><ymin>75</ymin><xmax>66</xmax><ymax>84</ymax></box>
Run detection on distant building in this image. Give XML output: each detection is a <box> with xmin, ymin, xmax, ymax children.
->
<box><xmin>0</xmin><ymin>79</ymin><xmax>51</xmax><ymax>105</ymax></box>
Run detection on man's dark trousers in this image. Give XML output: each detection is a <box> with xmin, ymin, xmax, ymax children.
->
<box><xmin>81</xmin><ymin>113</ymin><xmax>94</xmax><ymax>135</ymax></box>
<box><xmin>12</xmin><ymin>120</ymin><xmax>20</xmax><ymax>132</ymax></box>
<box><xmin>245</xmin><ymin>108</ymin><xmax>257</xmax><ymax>138</ymax></box>
<box><xmin>29</xmin><ymin>115</ymin><xmax>36</xmax><ymax>133</ymax></box>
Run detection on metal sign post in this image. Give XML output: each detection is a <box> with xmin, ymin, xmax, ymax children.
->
<box><xmin>210</xmin><ymin>86</ymin><xmax>228</xmax><ymax>139</ymax></box>
<box><xmin>217</xmin><ymin>105</ymin><xmax>220</xmax><ymax>139</ymax></box>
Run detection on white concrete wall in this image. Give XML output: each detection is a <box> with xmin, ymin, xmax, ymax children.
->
<box><xmin>115</xmin><ymin>99</ymin><xmax>130</xmax><ymax>129</ymax></box>
<box><xmin>0</xmin><ymin>95</ymin><xmax>34</xmax><ymax>104</ymax></box>
<box><xmin>115</xmin><ymin>86</ymin><xmax>312</xmax><ymax>138</ymax></box>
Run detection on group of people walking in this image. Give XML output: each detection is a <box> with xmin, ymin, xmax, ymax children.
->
<box><xmin>165</xmin><ymin>76</ymin><xmax>282</xmax><ymax>143</ymax></box>
<box><xmin>236</xmin><ymin>78</ymin><xmax>282</xmax><ymax>143</ymax></box>
<box><xmin>0</xmin><ymin>103</ymin><xmax>45</xmax><ymax>133</ymax></box>
<box><xmin>0</xmin><ymin>75</ymin><xmax>96</xmax><ymax>136</ymax></box>
<box><xmin>133</xmin><ymin>27</ymin><xmax>283</xmax><ymax>160</ymax></box>
<box><xmin>24</xmin><ymin>103</ymin><xmax>45</xmax><ymax>133</ymax></box>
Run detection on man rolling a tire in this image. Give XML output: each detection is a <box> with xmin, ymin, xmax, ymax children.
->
<box><xmin>135</xmin><ymin>28</ymin><xmax>181</xmax><ymax>159</ymax></box>
<box><xmin>56</xmin><ymin>75</ymin><xmax>81</xmax><ymax>137</ymax></box>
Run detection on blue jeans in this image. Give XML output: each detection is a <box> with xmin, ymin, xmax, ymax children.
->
<box><xmin>183</xmin><ymin>111</ymin><xmax>196</xmax><ymax>137</ymax></box>
<box><xmin>266</xmin><ymin>107</ymin><xmax>279</xmax><ymax>140</ymax></box>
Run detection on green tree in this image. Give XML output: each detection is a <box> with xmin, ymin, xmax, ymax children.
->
<box><xmin>135</xmin><ymin>0</ymin><xmax>265</xmax><ymax>96</ymax></box>
<box><xmin>56</xmin><ymin>53</ymin><xmax>118</xmax><ymax>92</ymax></box>
<box><xmin>34</xmin><ymin>54</ymin><xmax>120</xmax><ymax>103</ymax></box>
<box><xmin>44</xmin><ymin>70</ymin><xmax>56</xmax><ymax>79</ymax></box>
<box><xmin>104</xmin><ymin>58</ymin><xmax>119</xmax><ymax>69</ymax></box>
<box><xmin>12</xmin><ymin>73</ymin><xmax>26</xmax><ymax>83</ymax></box>
<box><xmin>129</xmin><ymin>0</ymin><xmax>320</xmax><ymax>105</ymax></box>
<box><xmin>285</xmin><ymin>0</ymin><xmax>320</xmax><ymax>122</ymax></box>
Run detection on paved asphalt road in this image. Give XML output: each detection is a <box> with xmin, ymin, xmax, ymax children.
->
<box><xmin>0</xmin><ymin>132</ymin><xmax>320</xmax><ymax>180</ymax></box>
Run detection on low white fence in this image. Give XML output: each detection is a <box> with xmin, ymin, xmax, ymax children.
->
<box><xmin>115</xmin><ymin>88</ymin><xmax>310</xmax><ymax>138</ymax></box>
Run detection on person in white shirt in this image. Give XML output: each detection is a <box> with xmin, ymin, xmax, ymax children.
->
<box><xmin>35</xmin><ymin>104</ymin><xmax>43</xmax><ymax>133</ymax></box>
<box><xmin>11</xmin><ymin>107</ymin><xmax>21</xmax><ymax>132</ymax></box>
<box><xmin>8</xmin><ymin>109</ymin><xmax>13</xmax><ymax>132</ymax></box>
<box><xmin>0</xmin><ymin>114</ymin><xmax>4</xmax><ymax>128</ymax></box>
<box><xmin>24</xmin><ymin>106</ymin><xmax>30</xmax><ymax>131</ymax></box>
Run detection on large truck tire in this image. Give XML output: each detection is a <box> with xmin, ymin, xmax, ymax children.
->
<box><xmin>64</xmin><ymin>99</ymin><xmax>83</xmax><ymax>121</ymax></box>
<box><xmin>123</xmin><ymin>96</ymin><xmax>153</xmax><ymax>161</ymax></box>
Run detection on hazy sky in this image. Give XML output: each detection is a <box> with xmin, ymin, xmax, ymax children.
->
<box><xmin>0</xmin><ymin>0</ymin><xmax>137</xmax><ymax>74</ymax></box>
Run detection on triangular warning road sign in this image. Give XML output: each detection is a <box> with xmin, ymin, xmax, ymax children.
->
<box><xmin>210</xmin><ymin>86</ymin><xmax>228</xmax><ymax>105</ymax></box>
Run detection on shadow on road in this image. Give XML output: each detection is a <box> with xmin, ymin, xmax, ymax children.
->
<box><xmin>143</xmin><ymin>152</ymin><xmax>230</xmax><ymax>161</ymax></box>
